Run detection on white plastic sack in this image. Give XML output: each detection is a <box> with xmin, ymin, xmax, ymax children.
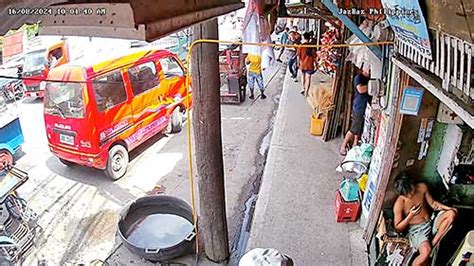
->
<box><xmin>239</xmin><ymin>248</ymin><xmax>293</xmax><ymax>266</ymax></box>
<box><xmin>242</xmin><ymin>12</ymin><xmax>262</xmax><ymax>55</ymax></box>
<box><xmin>241</xmin><ymin>0</ymin><xmax>274</xmax><ymax>68</ymax></box>
<box><xmin>261</xmin><ymin>36</ymin><xmax>275</xmax><ymax>70</ymax></box>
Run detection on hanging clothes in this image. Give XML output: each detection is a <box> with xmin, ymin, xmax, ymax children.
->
<box><xmin>242</xmin><ymin>0</ymin><xmax>275</xmax><ymax>69</ymax></box>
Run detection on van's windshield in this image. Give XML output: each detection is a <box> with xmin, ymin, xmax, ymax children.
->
<box><xmin>24</xmin><ymin>49</ymin><xmax>46</xmax><ymax>71</ymax></box>
<box><xmin>44</xmin><ymin>82</ymin><xmax>85</xmax><ymax>119</ymax></box>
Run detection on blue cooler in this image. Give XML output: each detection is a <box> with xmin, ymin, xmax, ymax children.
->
<box><xmin>339</xmin><ymin>178</ymin><xmax>360</xmax><ymax>202</ymax></box>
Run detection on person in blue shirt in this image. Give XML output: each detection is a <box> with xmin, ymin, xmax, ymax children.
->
<box><xmin>340</xmin><ymin>68</ymin><xmax>372</xmax><ymax>156</ymax></box>
<box><xmin>276</xmin><ymin>27</ymin><xmax>289</xmax><ymax>63</ymax></box>
<box><xmin>287</xmin><ymin>26</ymin><xmax>301</xmax><ymax>82</ymax></box>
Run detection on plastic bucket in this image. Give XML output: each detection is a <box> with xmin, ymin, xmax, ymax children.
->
<box><xmin>310</xmin><ymin>115</ymin><xmax>324</xmax><ymax>136</ymax></box>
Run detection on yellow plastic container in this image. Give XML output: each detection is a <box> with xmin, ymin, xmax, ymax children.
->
<box><xmin>310</xmin><ymin>114</ymin><xmax>325</xmax><ymax>136</ymax></box>
<box><xmin>358</xmin><ymin>173</ymin><xmax>368</xmax><ymax>193</ymax></box>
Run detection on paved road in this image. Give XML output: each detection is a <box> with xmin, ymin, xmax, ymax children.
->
<box><xmin>11</xmin><ymin>63</ymin><xmax>284</xmax><ymax>264</ymax></box>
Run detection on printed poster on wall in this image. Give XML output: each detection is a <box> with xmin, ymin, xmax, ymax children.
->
<box><xmin>362</xmin><ymin>112</ymin><xmax>388</xmax><ymax>219</ymax></box>
<box><xmin>381</xmin><ymin>0</ymin><xmax>433</xmax><ymax>59</ymax></box>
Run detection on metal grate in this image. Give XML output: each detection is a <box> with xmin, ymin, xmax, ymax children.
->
<box><xmin>1</xmin><ymin>219</ymin><xmax>36</xmax><ymax>263</ymax></box>
<box><xmin>396</xmin><ymin>30</ymin><xmax>473</xmax><ymax>103</ymax></box>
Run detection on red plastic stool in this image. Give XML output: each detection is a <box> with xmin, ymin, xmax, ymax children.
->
<box><xmin>335</xmin><ymin>190</ymin><xmax>361</xmax><ymax>222</ymax></box>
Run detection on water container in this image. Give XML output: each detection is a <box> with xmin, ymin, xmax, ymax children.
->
<box><xmin>310</xmin><ymin>114</ymin><xmax>324</xmax><ymax>136</ymax></box>
<box><xmin>339</xmin><ymin>178</ymin><xmax>360</xmax><ymax>202</ymax></box>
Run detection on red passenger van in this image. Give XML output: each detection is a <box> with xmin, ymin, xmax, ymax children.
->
<box><xmin>43</xmin><ymin>49</ymin><xmax>191</xmax><ymax>180</ymax></box>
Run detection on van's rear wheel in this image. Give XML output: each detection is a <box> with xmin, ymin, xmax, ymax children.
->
<box><xmin>105</xmin><ymin>144</ymin><xmax>129</xmax><ymax>181</ymax></box>
<box><xmin>59</xmin><ymin>158</ymin><xmax>75</xmax><ymax>167</ymax></box>
<box><xmin>164</xmin><ymin>107</ymin><xmax>183</xmax><ymax>134</ymax></box>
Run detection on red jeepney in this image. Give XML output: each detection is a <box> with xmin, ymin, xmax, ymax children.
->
<box><xmin>22</xmin><ymin>42</ymin><xmax>67</xmax><ymax>98</ymax></box>
<box><xmin>43</xmin><ymin>48</ymin><xmax>191</xmax><ymax>180</ymax></box>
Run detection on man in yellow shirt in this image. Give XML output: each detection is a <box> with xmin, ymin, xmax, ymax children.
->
<box><xmin>245</xmin><ymin>54</ymin><xmax>266</xmax><ymax>99</ymax></box>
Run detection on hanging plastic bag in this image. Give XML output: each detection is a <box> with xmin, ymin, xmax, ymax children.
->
<box><xmin>336</xmin><ymin>144</ymin><xmax>373</xmax><ymax>172</ymax></box>
<box><xmin>261</xmin><ymin>36</ymin><xmax>275</xmax><ymax>70</ymax></box>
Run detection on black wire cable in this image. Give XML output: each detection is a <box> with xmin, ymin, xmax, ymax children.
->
<box><xmin>0</xmin><ymin>75</ymin><xmax>129</xmax><ymax>85</ymax></box>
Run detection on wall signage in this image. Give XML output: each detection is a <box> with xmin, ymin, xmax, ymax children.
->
<box><xmin>381</xmin><ymin>0</ymin><xmax>433</xmax><ymax>59</ymax></box>
<box><xmin>400</xmin><ymin>87</ymin><xmax>424</xmax><ymax>116</ymax></box>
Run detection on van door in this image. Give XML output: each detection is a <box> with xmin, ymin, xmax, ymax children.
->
<box><xmin>157</xmin><ymin>56</ymin><xmax>187</xmax><ymax>101</ymax></box>
<box><xmin>90</xmin><ymin>70</ymin><xmax>133</xmax><ymax>150</ymax></box>
<box><xmin>126</xmin><ymin>61</ymin><xmax>167</xmax><ymax>148</ymax></box>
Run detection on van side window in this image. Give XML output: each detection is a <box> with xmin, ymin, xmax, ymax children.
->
<box><xmin>159</xmin><ymin>57</ymin><xmax>184</xmax><ymax>79</ymax></box>
<box><xmin>128</xmin><ymin>62</ymin><xmax>160</xmax><ymax>95</ymax></box>
<box><xmin>92</xmin><ymin>71</ymin><xmax>127</xmax><ymax>112</ymax></box>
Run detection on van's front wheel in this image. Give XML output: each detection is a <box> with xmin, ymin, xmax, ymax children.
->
<box><xmin>105</xmin><ymin>144</ymin><xmax>129</xmax><ymax>181</ymax></box>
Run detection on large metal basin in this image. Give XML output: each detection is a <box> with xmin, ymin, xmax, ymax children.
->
<box><xmin>118</xmin><ymin>195</ymin><xmax>196</xmax><ymax>262</ymax></box>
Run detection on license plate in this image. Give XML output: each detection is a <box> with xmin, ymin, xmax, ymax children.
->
<box><xmin>30</xmin><ymin>92</ymin><xmax>37</xmax><ymax>97</ymax></box>
<box><xmin>59</xmin><ymin>134</ymin><xmax>74</xmax><ymax>145</ymax></box>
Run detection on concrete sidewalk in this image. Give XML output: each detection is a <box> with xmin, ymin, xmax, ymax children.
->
<box><xmin>246</xmin><ymin>71</ymin><xmax>368</xmax><ymax>265</ymax></box>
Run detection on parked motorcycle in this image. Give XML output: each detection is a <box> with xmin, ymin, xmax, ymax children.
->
<box><xmin>0</xmin><ymin>165</ymin><xmax>38</xmax><ymax>265</ymax></box>
<box><xmin>0</xmin><ymin>66</ymin><xmax>25</xmax><ymax>103</ymax></box>
<box><xmin>1</xmin><ymin>80</ymin><xmax>25</xmax><ymax>102</ymax></box>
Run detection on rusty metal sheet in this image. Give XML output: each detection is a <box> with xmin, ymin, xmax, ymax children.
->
<box><xmin>424</xmin><ymin>0</ymin><xmax>474</xmax><ymax>43</ymax></box>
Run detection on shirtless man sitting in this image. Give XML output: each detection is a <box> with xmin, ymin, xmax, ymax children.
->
<box><xmin>393</xmin><ymin>175</ymin><xmax>457</xmax><ymax>266</ymax></box>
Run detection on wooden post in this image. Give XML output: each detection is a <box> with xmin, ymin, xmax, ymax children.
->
<box><xmin>191</xmin><ymin>18</ymin><xmax>230</xmax><ymax>262</ymax></box>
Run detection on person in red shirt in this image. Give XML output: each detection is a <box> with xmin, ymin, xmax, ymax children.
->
<box><xmin>296</xmin><ymin>32</ymin><xmax>317</xmax><ymax>96</ymax></box>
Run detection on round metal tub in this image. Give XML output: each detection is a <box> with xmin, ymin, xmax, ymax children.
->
<box><xmin>118</xmin><ymin>195</ymin><xmax>196</xmax><ymax>262</ymax></box>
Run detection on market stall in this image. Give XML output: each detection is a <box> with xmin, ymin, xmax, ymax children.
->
<box><xmin>361</xmin><ymin>64</ymin><xmax>474</xmax><ymax>265</ymax></box>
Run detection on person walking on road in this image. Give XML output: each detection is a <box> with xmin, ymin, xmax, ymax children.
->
<box><xmin>339</xmin><ymin>68</ymin><xmax>371</xmax><ymax>155</ymax></box>
<box><xmin>296</xmin><ymin>32</ymin><xmax>318</xmax><ymax>96</ymax></box>
<box><xmin>246</xmin><ymin>54</ymin><xmax>266</xmax><ymax>99</ymax></box>
<box><xmin>277</xmin><ymin>27</ymin><xmax>289</xmax><ymax>63</ymax></box>
<box><xmin>288</xmin><ymin>26</ymin><xmax>301</xmax><ymax>82</ymax></box>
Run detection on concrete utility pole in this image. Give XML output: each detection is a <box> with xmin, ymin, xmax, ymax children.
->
<box><xmin>191</xmin><ymin>18</ymin><xmax>230</xmax><ymax>262</ymax></box>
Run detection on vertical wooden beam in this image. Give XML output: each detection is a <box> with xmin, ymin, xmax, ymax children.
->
<box><xmin>191</xmin><ymin>18</ymin><xmax>230</xmax><ymax>262</ymax></box>
<box><xmin>459</xmin><ymin>41</ymin><xmax>465</xmax><ymax>92</ymax></box>
<box><xmin>445</xmin><ymin>35</ymin><xmax>451</xmax><ymax>91</ymax></box>
<box><xmin>402</xmin><ymin>42</ymin><xmax>408</xmax><ymax>58</ymax></box>
<box><xmin>467</xmin><ymin>44</ymin><xmax>472</xmax><ymax>100</ymax></box>
<box><xmin>440</xmin><ymin>32</ymin><xmax>445</xmax><ymax>82</ymax></box>
<box><xmin>452</xmin><ymin>38</ymin><xmax>458</xmax><ymax>87</ymax></box>
<box><xmin>417</xmin><ymin>48</ymin><xmax>422</xmax><ymax>66</ymax></box>
<box><xmin>435</xmin><ymin>29</ymin><xmax>440</xmax><ymax>76</ymax></box>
